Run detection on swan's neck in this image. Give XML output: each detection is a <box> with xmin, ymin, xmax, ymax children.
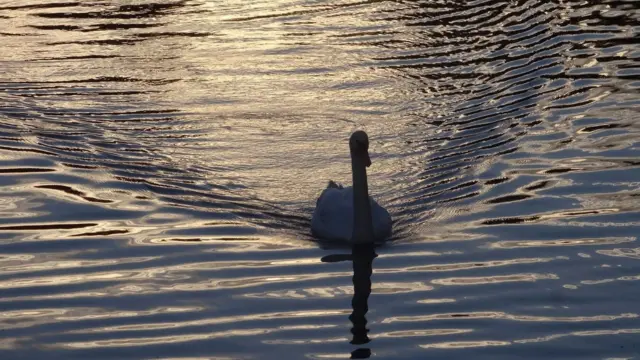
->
<box><xmin>351</xmin><ymin>153</ymin><xmax>374</xmax><ymax>243</ymax></box>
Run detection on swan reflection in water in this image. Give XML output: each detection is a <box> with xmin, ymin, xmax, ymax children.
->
<box><xmin>322</xmin><ymin>243</ymin><xmax>377</xmax><ymax>359</ymax></box>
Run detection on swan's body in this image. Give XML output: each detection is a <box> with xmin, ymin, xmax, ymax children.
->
<box><xmin>312</xmin><ymin>181</ymin><xmax>392</xmax><ymax>242</ymax></box>
<box><xmin>311</xmin><ymin>131</ymin><xmax>392</xmax><ymax>243</ymax></box>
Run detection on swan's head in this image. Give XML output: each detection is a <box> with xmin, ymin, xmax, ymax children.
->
<box><xmin>349</xmin><ymin>130</ymin><xmax>371</xmax><ymax>167</ymax></box>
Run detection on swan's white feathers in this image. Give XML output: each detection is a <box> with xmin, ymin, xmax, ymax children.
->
<box><xmin>327</xmin><ymin>180</ymin><xmax>343</xmax><ymax>189</ymax></box>
<box><xmin>311</xmin><ymin>182</ymin><xmax>392</xmax><ymax>242</ymax></box>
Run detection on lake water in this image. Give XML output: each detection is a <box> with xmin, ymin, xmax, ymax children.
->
<box><xmin>1</xmin><ymin>0</ymin><xmax>639</xmax><ymax>359</ymax></box>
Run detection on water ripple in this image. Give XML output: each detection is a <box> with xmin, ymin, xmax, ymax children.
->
<box><xmin>0</xmin><ymin>0</ymin><xmax>639</xmax><ymax>359</ymax></box>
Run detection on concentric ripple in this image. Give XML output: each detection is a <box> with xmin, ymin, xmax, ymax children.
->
<box><xmin>0</xmin><ymin>0</ymin><xmax>638</xmax><ymax>359</ymax></box>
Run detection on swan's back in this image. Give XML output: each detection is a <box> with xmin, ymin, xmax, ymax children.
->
<box><xmin>311</xmin><ymin>182</ymin><xmax>392</xmax><ymax>242</ymax></box>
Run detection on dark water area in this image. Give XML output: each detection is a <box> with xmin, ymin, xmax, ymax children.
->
<box><xmin>0</xmin><ymin>0</ymin><xmax>639</xmax><ymax>358</ymax></box>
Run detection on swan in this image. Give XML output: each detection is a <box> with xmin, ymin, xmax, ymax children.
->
<box><xmin>311</xmin><ymin>130</ymin><xmax>392</xmax><ymax>243</ymax></box>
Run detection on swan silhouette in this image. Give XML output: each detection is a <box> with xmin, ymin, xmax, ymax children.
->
<box><xmin>311</xmin><ymin>131</ymin><xmax>392</xmax><ymax>243</ymax></box>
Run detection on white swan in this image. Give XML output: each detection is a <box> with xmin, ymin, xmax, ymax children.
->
<box><xmin>311</xmin><ymin>130</ymin><xmax>392</xmax><ymax>243</ymax></box>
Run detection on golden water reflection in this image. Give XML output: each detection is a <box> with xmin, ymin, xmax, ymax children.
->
<box><xmin>0</xmin><ymin>0</ymin><xmax>638</xmax><ymax>359</ymax></box>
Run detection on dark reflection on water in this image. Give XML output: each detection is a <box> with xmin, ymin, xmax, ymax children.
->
<box><xmin>1</xmin><ymin>0</ymin><xmax>639</xmax><ymax>359</ymax></box>
<box><xmin>349</xmin><ymin>244</ymin><xmax>375</xmax><ymax>347</ymax></box>
<box><xmin>321</xmin><ymin>244</ymin><xmax>377</xmax><ymax>358</ymax></box>
<box><xmin>349</xmin><ymin>244</ymin><xmax>375</xmax><ymax>359</ymax></box>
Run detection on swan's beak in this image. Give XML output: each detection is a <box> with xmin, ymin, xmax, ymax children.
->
<box><xmin>365</xmin><ymin>151</ymin><xmax>371</xmax><ymax>167</ymax></box>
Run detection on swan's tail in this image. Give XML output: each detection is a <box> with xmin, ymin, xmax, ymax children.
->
<box><xmin>327</xmin><ymin>180</ymin><xmax>343</xmax><ymax>189</ymax></box>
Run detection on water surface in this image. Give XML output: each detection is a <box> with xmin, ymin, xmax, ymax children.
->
<box><xmin>1</xmin><ymin>0</ymin><xmax>639</xmax><ymax>359</ymax></box>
